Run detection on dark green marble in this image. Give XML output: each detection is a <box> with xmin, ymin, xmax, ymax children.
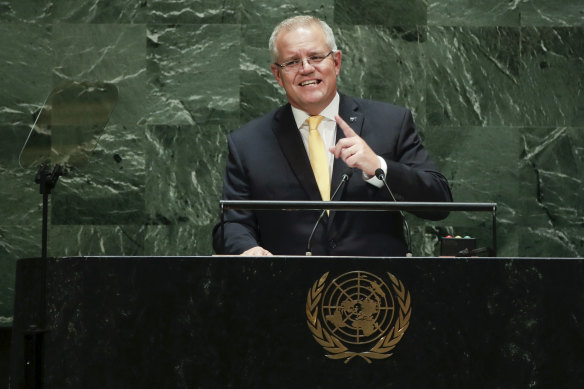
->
<box><xmin>0</xmin><ymin>0</ymin><xmax>582</xmax><ymax>324</ymax></box>
<box><xmin>145</xmin><ymin>24</ymin><xmax>241</xmax><ymax>127</ymax></box>
<box><xmin>419</xmin><ymin>125</ymin><xmax>520</xmax><ymax>257</ymax></box>
<box><xmin>519</xmin><ymin>127</ymin><xmax>584</xmax><ymax>257</ymax></box>
<box><xmin>52</xmin><ymin>23</ymin><xmax>149</xmax><ymax>126</ymax></box>
<box><xmin>0</xmin><ymin>23</ymin><xmax>52</xmax><ymax>124</ymax></box>
<box><xmin>0</xmin><ymin>0</ymin><xmax>148</xmax><ymax>23</ymax></box>
<box><xmin>336</xmin><ymin>25</ymin><xmax>427</xmax><ymax>127</ymax></box>
<box><xmin>335</xmin><ymin>0</ymin><xmax>427</xmax><ymax>26</ymax></box>
<box><xmin>240</xmin><ymin>0</ymin><xmax>334</xmax><ymax>25</ymax></box>
<box><xmin>521</xmin><ymin>0</ymin><xmax>584</xmax><ymax>26</ymax></box>
<box><xmin>519</xmin><ymin>27</ymin><xmax>584</xmax><ymax>126</ymax></box>
<box><xmin>149</xmin><ymin>0</ymin><xmax>239</xmax><ymax>24</ymax></box>
<box><xmin>144</xmin><ymin>124</ymin><xmax>226</xmax><ymax>229</ymax></box>
<box><xmin>240</xmin><ymin>24</ymin><xmax>286</xmax><ymax>124</ymax></box>
<box><xmin>428</xmin><ymin>0</ymin><xmax>521</xmax><ymax>27</ymax></box>
<box><xmin>426</xmin><ymin>26</ymin><xmax>522</xmax><ymax>127</ymax></box>
<box><xmin>50</xmin><ymin>123</ymin><xmax>146</xmax><ymax>225</ymax></box>
<box><xmin>47</xmin><ymin>225</ymin><xmax>146</xmax><ymax>257</ymax></box>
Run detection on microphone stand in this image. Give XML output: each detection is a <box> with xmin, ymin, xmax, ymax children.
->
<box><xmin>375</xmin><ymin>169</ymin><xmax>412</xmax><ymax>257</ymax></box>
<box><xmin>35</xmin><ymin>163</ymin><xmax>65</xmax><ymax>259</ymax></box>
<box><xmin>306</xmin><ymin>169</ymin><xmax>353</xmax><ymax>256</ymax></box>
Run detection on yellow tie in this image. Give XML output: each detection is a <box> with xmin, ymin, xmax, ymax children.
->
<box><xmin>307</xmin><ymin>115</ymin><xmax>330</xmax><ymax>201</ymax></box>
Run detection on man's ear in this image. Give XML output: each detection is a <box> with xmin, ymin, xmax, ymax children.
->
<box><xmin>271</xmin><ymin>64</ymin><xmax>284</xmax><ymax>88</ymax></box>
<box><xmin>333</xmin><ymin>50</ymin><xmax>342</xmax><ymax>77</ymax></box>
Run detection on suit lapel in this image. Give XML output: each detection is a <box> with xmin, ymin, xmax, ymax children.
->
<box><xmin>272</xmin><ymin>104</ymin><xmax>322</xmax><ymax>200</ymax></box>
<box><xmin>331</xmin><ymin>94</ymin><xmax>363</xmax><ymax>192</ymax></box>
<box><xmin>329</xmin><ymin>95</ymin><xmax>363</xmax><ymax>225</ymax></box>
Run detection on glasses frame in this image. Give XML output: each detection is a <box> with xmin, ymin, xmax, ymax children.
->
<box><xmin>274</xmin><ymin>51</ymin><xmax>335</xmax><ymax>73</ymax></box>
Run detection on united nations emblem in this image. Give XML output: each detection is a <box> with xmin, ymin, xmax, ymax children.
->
<box><xmin>306</xmin><ymin>271</ymin><xmax>411</xmax><ymax>363</ymax></box>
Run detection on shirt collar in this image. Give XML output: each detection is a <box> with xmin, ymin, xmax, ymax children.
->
<box><xmin>291</xmin><ymin>92</ymin><xmax>340</xmax><ymax>129</ymax></box>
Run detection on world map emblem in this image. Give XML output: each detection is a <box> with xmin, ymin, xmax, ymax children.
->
<box><xmin>306</xmin><ymin>271</ymin><xmax>411</xmax><ymax>363</ymax></box>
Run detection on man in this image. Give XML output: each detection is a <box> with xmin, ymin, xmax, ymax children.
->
<box><xmin>213</xmin><ymin>15</ymin><xmax>452</xmax><ymax>256</ymax></box>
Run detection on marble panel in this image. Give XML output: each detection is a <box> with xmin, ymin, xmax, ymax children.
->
<box><xmin>0</xmin><ymin>23</ymin><xmax>52</xmax><ymax>125</ymax></box>
<box><xmin>50</xmin><ymin>0</ymin><xmax>148</xmax><ymax>23</ymax></box>
<box><xmin>144</xmin><ymin>124</ymin><xmax>226</xmax><ymax>230</ymax></box>
<box><xmin>520</xmin><ymin>0</ymin><xmax>584</xmax><ymax>26</ymax></box>
<box><xmin>426</xmin><ymin>26</ymin><xmax>522</xmax><ymax>127</ymax></box>
<box><xmin>239</xmin><ymin>24</ymin><xmax>286</xmax><ymax>125</ymax></box>
<box><xmin>47</xmin><ymin>225</ymin><xmax>146</xmax><ymax>256</ymax></box>
<box><xmin>335</xmin><ymin>25</ymin><xmax>427</xmax><ymax>127</ymax></box>
<box><xmin>51</xmin><ymin>23</ymin><xmax>148</xmax><ymax>126</ymax></box>
<box><xmin>519</xmin><ymin>27</ymin><xmax>584</xmax><ymax>127</ymax></box>
<box><xmin>0</xmin><ymin>0</ymin><xmax>53</xmax><ymax>23</ymax></box>
<box><xmin>144</xmin><ymin>224</ymin><xmax>214</xmax><ymax>255</ymax></box>
<box><xmin>50</xmin><ymin>124</ymin><xmax>146</xmax><ymax>225</ymax></box>
<box><xmin>145</xmin><ymin>24</ymin><xmax>240</xmax><ymax>127</ymax></box>
<box><xmin>428</xmin><ymin>0</ymin><xmax>521</xmax><ymax>27</ymax></box>
<box><xmin>519</xmin><ymin>126</ymin><xmax>584</xmax><ymax>257</ymax></box>
<box><xmin>0</xmin><ymin>123</ymin><xmax>47</xmax><ymax>218</ymax></box>
<box><xmin>425</xmin><ymin>126</ymin><xmax>520</xmax><ymax>222</ymax></box>
<box><xmin>0</xmin><ymin>0</ymin><xmax>149</xmax><ymax>23</ymax></box>
<box><xmin>149</xmin><ymin>0</ymin><xmax>240</xmax><ymax>24</ymax></box>
<box><xmin>335</xmin><ymin>0</ymin><xmax>426</xmax><ymax>26</ymax></box>
<box><xmin>240</xmin><ymin>0</ymin><xmax>334</xmax><ymax>25</ymax></box>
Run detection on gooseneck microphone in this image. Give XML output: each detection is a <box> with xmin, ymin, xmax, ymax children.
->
<box><xmin>375</xmin><ymin>168</ymin><xmax>413</xmax><ymax>257</ymax></box>
<box><xmin>306</xmin><ymin>168</ymin><xmax>353</xmax><ymax>256</ymax></box>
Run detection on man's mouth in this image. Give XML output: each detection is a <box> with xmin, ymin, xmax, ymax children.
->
<box><xmin>299</xmin><ymin>80</ymin><xmax>321</xmax><ymax>87</ymax></box>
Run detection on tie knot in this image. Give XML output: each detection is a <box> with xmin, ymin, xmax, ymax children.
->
<box><xmin>307</xmin><ymin>115</ymin><xmax>324</xmax><ymax>132</ymax></box>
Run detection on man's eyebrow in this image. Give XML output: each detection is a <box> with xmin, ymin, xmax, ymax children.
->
<box><xmin>282</xmin><ymin>49</ymin><xmax>327</xmax><ymax>61</ymax></box>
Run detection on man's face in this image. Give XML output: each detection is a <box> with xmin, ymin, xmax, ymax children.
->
<box><xmin>270</xmin><ymin>24</ymin><xmax>342</xmax><ymax>116</ymax></box>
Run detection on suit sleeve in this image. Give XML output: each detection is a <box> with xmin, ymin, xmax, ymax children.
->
<box><xmin>382</xmin><ymin>109</ymin><xmax>453</xmax><ymax>220</ymax></box>
<box><xmin>212</xmin><ymin>134</ymin><xmax>261</xmax><ymax>254</ymax></box>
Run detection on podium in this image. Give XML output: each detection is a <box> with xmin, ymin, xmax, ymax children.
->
<box><xmin>10</xmin><ymin>256</ymin><xmax>584</xmax><ymax>388</ymax></box>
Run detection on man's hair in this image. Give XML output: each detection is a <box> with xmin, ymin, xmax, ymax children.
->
<box><xmin>269</xmin><ymin>16</ymin><xmax>337</xmax><ymax>63</ymax></box>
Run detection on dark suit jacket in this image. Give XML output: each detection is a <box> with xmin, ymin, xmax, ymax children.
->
<box><xmin>213</xmin><ymin>94</ymin><xmax>452</xmax><ymax>256</ymax></box>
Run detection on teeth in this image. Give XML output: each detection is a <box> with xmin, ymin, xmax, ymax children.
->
<box><xmin>300</xmin><ymin>80</ymin><xmax>318</xmax><ymax>86</ymax></box>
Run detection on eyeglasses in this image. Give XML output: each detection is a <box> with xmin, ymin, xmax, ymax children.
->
<box><xmin>274</xmin><ymin>51</ymin><xmax>334</xmax><ymax>73</ymax></box>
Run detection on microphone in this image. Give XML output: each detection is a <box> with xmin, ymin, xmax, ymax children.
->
<box><xmin>375</xmin><ymin>168</ymin><xmax>413</xmax><ymax>257</ymax></box>
<box><xmin>306</xmin><ymin>168</ymin><xmax>353</xmax><ymax>256</ymax></box>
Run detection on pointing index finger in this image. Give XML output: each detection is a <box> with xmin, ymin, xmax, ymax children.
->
<box><xmin>335</xmin><ymin>115</ymin><xmax>357</xmax><ymax>138</ymax></box>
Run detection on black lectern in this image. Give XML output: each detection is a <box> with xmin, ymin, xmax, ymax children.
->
<box><xmin>10</xmin><ymin>256</ymin><xmax>584</xmax><ymax>388</ymax></box>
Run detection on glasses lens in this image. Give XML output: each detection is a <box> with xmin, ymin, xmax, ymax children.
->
<box><xmin>309</xmin><ymin>55</ymin><xmax>326</xmax><ymax>64</ymax></box>
<box><xmin>282</xmin><ymin>60</ymin><xmax>300</xmax><ymax>72</ymax></box>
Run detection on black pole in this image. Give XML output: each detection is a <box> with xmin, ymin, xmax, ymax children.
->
<box><xmin>41</xmin><ymin>191</ymin><xmax>48</xmax><ymax>259</ymax></box>
<box><xmin>220</xmin><ymin>203</ymin><xmax>225</xmax><ymax>253</ymax></box>
<box><xmin>492</xmin><ymin>205</ymin><xmax>497</xmax><ymax>257</ymax></box>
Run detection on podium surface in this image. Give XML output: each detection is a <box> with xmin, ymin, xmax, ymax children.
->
<box><xmin>10</xmin><ymin>256</ymin><xmax>584</xmax><ymax>388</ymax></box>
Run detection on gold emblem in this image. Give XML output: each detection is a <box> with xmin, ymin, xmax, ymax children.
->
<box><xmin>306</xmin><ymin>271</ymin><xmax>411</xmax><ymax>363</ymax></box>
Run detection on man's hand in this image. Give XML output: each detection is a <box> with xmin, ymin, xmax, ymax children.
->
<box><xmin>241</xmin><ymin>246</ymin><xmax>273</xmax><ymax>256</ymax></box>
<box><xmin>330</xmin><ymin>115</ymin><xmax>380</xmax><ymax>176</ymax></box>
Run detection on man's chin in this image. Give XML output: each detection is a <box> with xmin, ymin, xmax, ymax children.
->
<box><xmin>297</xmin><ymin>93</ymin><xmax>327</xmax><ymax>107</ymax></box>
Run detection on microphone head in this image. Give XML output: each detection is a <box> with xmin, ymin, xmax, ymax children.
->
<box><xmin>344</xmin><ymin>167</ymin><xmax>354</xmax><ymax>178</ymax></box>
<box><xmin>374</xmin><ymin>168</ymin><xmax>385</xmax><ymax>180</ymax></box>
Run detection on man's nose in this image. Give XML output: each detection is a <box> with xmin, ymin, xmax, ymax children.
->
<box><xmin>299</xmin><ymin>58</ymin><xmax>316</xmax><ymax>72</ymax></box>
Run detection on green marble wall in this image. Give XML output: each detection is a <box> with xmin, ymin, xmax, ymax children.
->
<box><xmin>0</xmin><ymin>0</ymin><xmax>582</xmax><ymax>323</ymax></box>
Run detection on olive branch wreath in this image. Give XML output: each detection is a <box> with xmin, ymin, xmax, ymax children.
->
<box><xmin>306</xmin><ymin>272</ymin><xmax>411</xmax><ymax>363</ymax></box>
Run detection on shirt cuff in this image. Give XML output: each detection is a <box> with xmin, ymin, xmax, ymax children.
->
<box><xmin>362</xmin><ymin>156</ymin><xmax>387</xmax><ymax>188</ymax></box>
